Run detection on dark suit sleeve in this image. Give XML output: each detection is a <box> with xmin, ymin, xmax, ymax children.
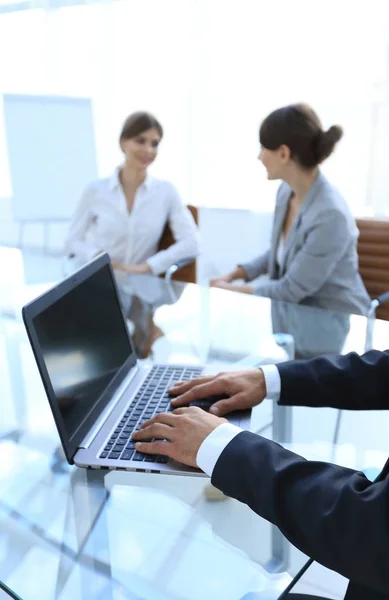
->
<box><xmin>277</xmin><ymin>349</ymin><xmax>389</xmax><ymax>410</ymax></box>
<box><xmin>212</xmin><ymin>431</ymin><xmax>389</xmax><ymax>594</ymax></box>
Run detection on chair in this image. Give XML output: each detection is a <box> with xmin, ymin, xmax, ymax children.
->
<box><xmin>357</xmin><ymin>217</ymin><xmax>389</xmax><ymax>321</ymax></box>
<box><xmin>332</xmin><ymin>217</ymin><xmax>389</xmax><ymax>446</ymax></box>
<box><xmin>158</xmin><ymin>205</ymin><xmax>198</xmax><ymax>284</ymax></box>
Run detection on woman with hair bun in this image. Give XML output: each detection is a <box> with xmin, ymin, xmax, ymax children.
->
<box><xmin>211</xmin><ymin>104</ymin><xmax>370</xmax><ymax>314</ymax></box>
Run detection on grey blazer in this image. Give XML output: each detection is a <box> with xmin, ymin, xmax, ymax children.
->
<box><xmin>241</xmin><ymin>171</ymin><xmax>370</xmax><ymax>315</ymax></box>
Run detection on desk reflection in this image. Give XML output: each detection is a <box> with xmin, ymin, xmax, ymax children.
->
<box><xmin>271</xmin><ymin>300</ymin><xmax>350</xmax><ymax>359</ymax></box>
<box><xmin>117</xmin><ymin>274</ymin><xmax>184</xmax><ymax>358</ymax></box>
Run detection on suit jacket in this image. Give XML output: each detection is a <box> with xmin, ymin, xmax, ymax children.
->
<box><xmin>240</xmin><ymin>172</ymin><xmax>370</xmax><ymax>315</ymax></box>
<box><xmin>211</xmin><ymin>349</ymin><xmax>389</xmax><ymax>600</ymax></box>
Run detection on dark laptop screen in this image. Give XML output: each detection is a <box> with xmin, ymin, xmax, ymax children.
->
<box><xmin>33</xmin><ymin>264</ymin><xmax>133</xmax><ymax>440</ymax></box>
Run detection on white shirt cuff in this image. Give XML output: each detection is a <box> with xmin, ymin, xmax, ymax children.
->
<box><xmin>196</xmin><ymin>423</ymin><xmax>242</xmax><ymax>476</ymax></box>
<box><xmin>196</xmin><ymin>366</ymin><xmax>281</xmax><ymax>477</ymax></box>
<box><xmin>261</xmin><ymin>365</ymin><xmax>281</xmax><ymax>401</ymax></box>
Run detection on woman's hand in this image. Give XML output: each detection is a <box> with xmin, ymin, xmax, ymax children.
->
<box><xmin>110</xmin><ymin>258</ymin><xmax>125</xmax><ymax>270</ymax></box>
<box><xmin>209</xmin><ymin>273</ymin><xmax>234</xmax><ymax>287</ymax></box>
<box><xmin>111</xmin><ymin>261</ymin><xmax>152</xmax><ymax>274</ymax></box>
<box><xmin>211</xmin><ymin>281</ymin><xmax>254</xmax><ymax>294</ymax></box>
<box><xmin>210</xmin><ymin>266</ymin><xmax>247</xmax><ymax>288</ymax></box>
<box><xmin>210</xmin><ymin>280</ymin><xmax>236</xmax><ymax>291</ymax></box>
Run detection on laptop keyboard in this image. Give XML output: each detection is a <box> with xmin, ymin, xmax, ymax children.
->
<box><xmin>99</xmin><ymin>365</ymin><xmax>203</xmax><ymax>464</ymax></box>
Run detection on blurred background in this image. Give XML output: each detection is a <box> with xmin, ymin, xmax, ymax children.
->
<box><xmin>0</xmin><ymin>0</ymin><xmax>389</xmax><ymax>277</ymax></box>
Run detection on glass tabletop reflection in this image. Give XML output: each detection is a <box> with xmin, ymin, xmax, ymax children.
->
<box><xmin>1</xmin><ymin>246</ymin><xmax>389</xmax><ymax>600</ymax></box>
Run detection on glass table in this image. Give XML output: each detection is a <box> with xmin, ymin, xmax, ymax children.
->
<box><xmin>1</xmin><ymin>246</ymin><xmax>388</xmax><ymax>600</ymax></box>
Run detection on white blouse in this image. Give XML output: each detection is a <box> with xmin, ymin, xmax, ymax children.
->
<box><xmin>65</xmin><ymin>169</ymin><xmax>200</xmax><ymax>275</ymax></box>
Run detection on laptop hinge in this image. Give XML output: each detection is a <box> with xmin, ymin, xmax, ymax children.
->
<box><xmin>78</xmin><ymin>365</ymin><xmax>139</xmax><ymax>449</ymax></box>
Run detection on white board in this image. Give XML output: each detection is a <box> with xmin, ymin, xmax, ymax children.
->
<box><xmin>3</xmin><ymin>94</ymin><xmax>98</xmax><ymax>222</ymax></box>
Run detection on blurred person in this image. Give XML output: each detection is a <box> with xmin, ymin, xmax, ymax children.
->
<box><xmin>66</xmin><ymin>111</ymin><xmax>199</xmax><ymax>275</ymax></box>
<box><xmin>210</xmin><ymin>104</ymin><xmax>370</xmax><ymax>315</ymax></box>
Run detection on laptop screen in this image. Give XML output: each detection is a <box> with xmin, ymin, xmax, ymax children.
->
<box><xmin>33</xmin><ymin>264</ymin><xmax>133</xmax><ymax>440</ymax></box>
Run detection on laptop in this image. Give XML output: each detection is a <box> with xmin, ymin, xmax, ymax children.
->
<box><xmin>22</xmin><ymin>253</ymin><xmax>252</xmax><ymax>475</ymax></box>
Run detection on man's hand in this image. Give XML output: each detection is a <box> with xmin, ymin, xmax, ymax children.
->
<box><xmin>132</xmin><ymin>408</ymin><xmax>226</xmax><ymax>467</ymax></box>
<box><xmin>169</xmin><ymin>368</ymin><xmax>267</xmax><ymax>416</ymax></box>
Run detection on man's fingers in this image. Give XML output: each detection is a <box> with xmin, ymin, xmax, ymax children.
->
<box><xmin>139</xmin><ymin>412</ymin><xmax>177</xmax><ymax>428</ymax></box>
<box><xmin>169</xmin><ymin>375</ymin><xmax>216</xmax><ymax>396</ymax></box>
<box><xmin>134</xmin><ymin>440</ymin><xmax>171</xmax><ymax>456</ymax></box>
<box><xmin>173</xmin><ymin>397</ymin><xmax>243</xmax><ymax>417</ymax></box>
<box><xmin>133</xmin><ymin>423</ymin><xmax>174</xmax><ymax>441</ymax></box>
<box><xmin>170</xmin><ymin>379</ymin><xmax>227</xmax><ymax>407</ymax></box>
<box><xmin>172</xmin><ymin>406</ymin><xmax>199</xmax><ymax>415</ymax></box>
<box><xmin>209</xmin><ymin>393</ymin><xmax>245</xmax><ymax>416</ymax></box>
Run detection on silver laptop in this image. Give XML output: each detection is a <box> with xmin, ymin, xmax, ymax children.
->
<box><xmin>22</xmin><ymin>253</ymin><xmax>251</xmax><ymax>476</ymax></box>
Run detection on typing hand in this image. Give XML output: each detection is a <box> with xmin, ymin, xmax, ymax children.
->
<box><xmin>132</xmin><ymin>407</ymin><xmax>226</xmax><ymax>468</ymax></box>
<box><xmin>169</xmin><ymin>369</ymin><xmax>267</xmax><ymax>416</ymax></box>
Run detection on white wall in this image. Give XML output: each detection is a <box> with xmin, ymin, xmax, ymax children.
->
<box><xmin>1</xmin><ymin>0</ymin><xmax>389</xmax><ymax>216</ymax></box>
